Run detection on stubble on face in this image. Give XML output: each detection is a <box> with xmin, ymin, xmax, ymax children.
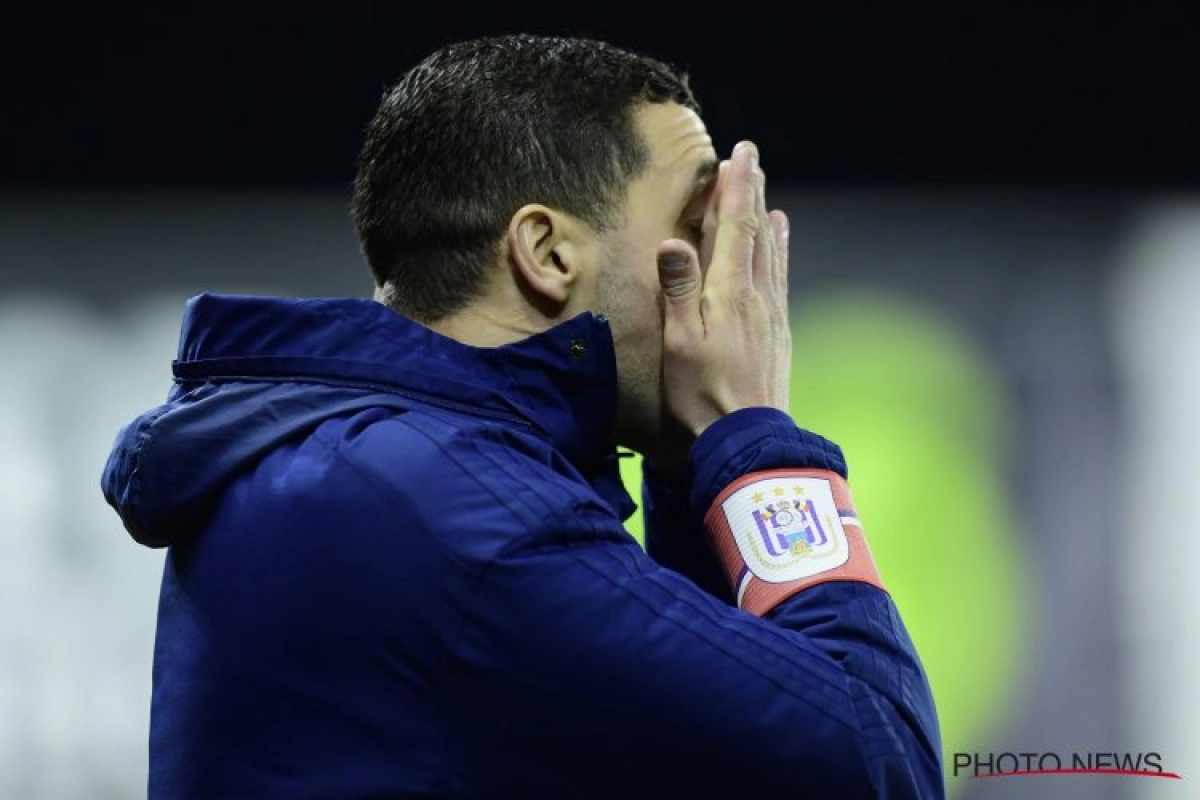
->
<box><xmin>594</xmin><ymin>102</ymin><xmax>718</xmax><ymax>463</ymax></box>
<box><xmin>594</xmin><ymin>236</ymin><xmax>666</xmax><ymax>458</ymax></box>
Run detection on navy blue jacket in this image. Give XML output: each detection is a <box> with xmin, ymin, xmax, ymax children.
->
<box><xmin>102</xmin><ymin>293</ymin><xmax>943</xmax><ymax>798</ymax></box>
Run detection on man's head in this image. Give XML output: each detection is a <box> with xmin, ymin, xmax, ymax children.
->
<box><xmin>351</xmin><ymin>34</ymin><xmax>719</xmax><ymax>459</ymax></box>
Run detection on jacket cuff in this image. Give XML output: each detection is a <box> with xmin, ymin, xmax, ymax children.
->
<box><xmin>688</xmin><ymin>407</ymin><xmax>847</xmax><ymax>520</ymax></box>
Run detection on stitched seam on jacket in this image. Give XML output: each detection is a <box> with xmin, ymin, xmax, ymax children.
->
<box><xmin>309</xmin><ymin>411</ymin><xmax>582</xmax><ymax>796</ymax></box>
<box><xmin>306</xmin><ymin>415</ymin><xmax>506</xmax><ymax>798</ymax></box>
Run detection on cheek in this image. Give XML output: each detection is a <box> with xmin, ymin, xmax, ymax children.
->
<box><xmin>600</xmin><ymin>222</ymin><xmax>675</xmax><ymax>332</ymax></box>
<box><xmin>598</xmin><ymin>259</ymin><xmax>661</xmax><ymax>354</ymax></box>
<box><xmin>618</xmin><ymin>241</ymin><xmax>665</xmax><ymax>322</ymax></box>
<box><xmin>622</xmin><ymin>222</ymin><xmax>675</xmax><ymax>288</ymax></box>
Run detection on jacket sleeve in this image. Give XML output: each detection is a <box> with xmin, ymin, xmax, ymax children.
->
<box><xmin>445</xmin><ymin>407</ymin><xmax>945</xmax><ymax>799</ymax></box>
<box><xmin>641</xmin><ymin>457</ymin><xmax>735</xmax><ymax>603</ymax></box>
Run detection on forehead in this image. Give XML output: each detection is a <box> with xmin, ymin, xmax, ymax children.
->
<box><xmin>632</xmin><ymin>102</ymin><xmax>716</xmax><ymax>189</ymax></box>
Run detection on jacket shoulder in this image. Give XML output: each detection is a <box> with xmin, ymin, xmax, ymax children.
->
<box><xmin>308</xmin><ymin>407</ymin><xmax>620</xmax><ymax>558</ymax></box>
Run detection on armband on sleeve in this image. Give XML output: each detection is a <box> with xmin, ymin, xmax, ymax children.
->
<box><xmin>703</xmin><ymin>469</ymin><xmax>886</xmax><ymax>616</ymax></box>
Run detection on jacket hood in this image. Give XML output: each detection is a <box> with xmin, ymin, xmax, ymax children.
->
<box><xmin>101</xmin><ymin>293</ymin><xmax>629</xmax><ymax>547</ymax></box>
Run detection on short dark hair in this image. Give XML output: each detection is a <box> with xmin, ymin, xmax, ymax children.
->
<box><xmin>350</xmin><ymin>34</ymin><xmax>699</xmax><ymax>322</ymax></box>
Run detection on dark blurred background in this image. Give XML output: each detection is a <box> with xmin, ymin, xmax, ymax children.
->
<box><xmin>2</xmin><ymin>4</ymin><xmax>1198</xmax><ymax>799</ymax></box>
<box><xmin>5</xmin><ymin>2</ymin><xmax>1199</xmax><ymax>189</ymax></box>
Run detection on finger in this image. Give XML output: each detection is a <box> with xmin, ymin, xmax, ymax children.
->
<box><xmin>657</xmin><ymin>239</ymin><xmax>704</xmax><ymax>348</ymax></box>
<box><xmin>706</xmin><ymin>141</ymin><xmax>760</xmax><ymax>295</ymax></box>
<box><xmin>698</xmin><ymin>160</ymin><xmax>728</xmax><ymax>272</ymax></box>
<box><xmin>768</xmin><ymin>209</ymin><xmax>789</xmax><ymax>300</ymax></box>
<box><xmin>751</xmin><ymin>157</ymin><xmax>773</xmax><ymax>294</ymax></box>
<box><xmin>765</xmin><ymin>208</ymin><xmax>792</xmax><ymax>406</ymax></box>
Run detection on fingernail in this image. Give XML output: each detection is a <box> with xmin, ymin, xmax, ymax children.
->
<box><xmin>735</xmin><ymin>141</ymin><xmax>758</xmax><ymax>167</ymax></box>
<box><xmin>658</xmin><ymin>253</ymin><xmax>689</xmax><ymax>274</ymax></box>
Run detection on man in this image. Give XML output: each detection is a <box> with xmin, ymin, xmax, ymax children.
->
<box><xmin>102</xmin><ymin>34</ymin><xmax>943</xmax><ymax>797</ymax></box>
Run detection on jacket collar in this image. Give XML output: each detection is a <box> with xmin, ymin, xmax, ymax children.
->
<box><xmin>174</xmin><ymin>292</ymin><xmax>625</xmax><ymax>480</ymax></box>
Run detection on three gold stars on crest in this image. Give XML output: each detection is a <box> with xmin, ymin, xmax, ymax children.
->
<box><xmin>751</xmin><ymin>486</ymin><xmax>806</xmax><ymax>504</ymax></box>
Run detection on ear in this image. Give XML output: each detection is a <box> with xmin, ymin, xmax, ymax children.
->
<box><xmin>505</xmin><ymin>204</ymin><xmax>588</xmax><ymax>309</ymax></box>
